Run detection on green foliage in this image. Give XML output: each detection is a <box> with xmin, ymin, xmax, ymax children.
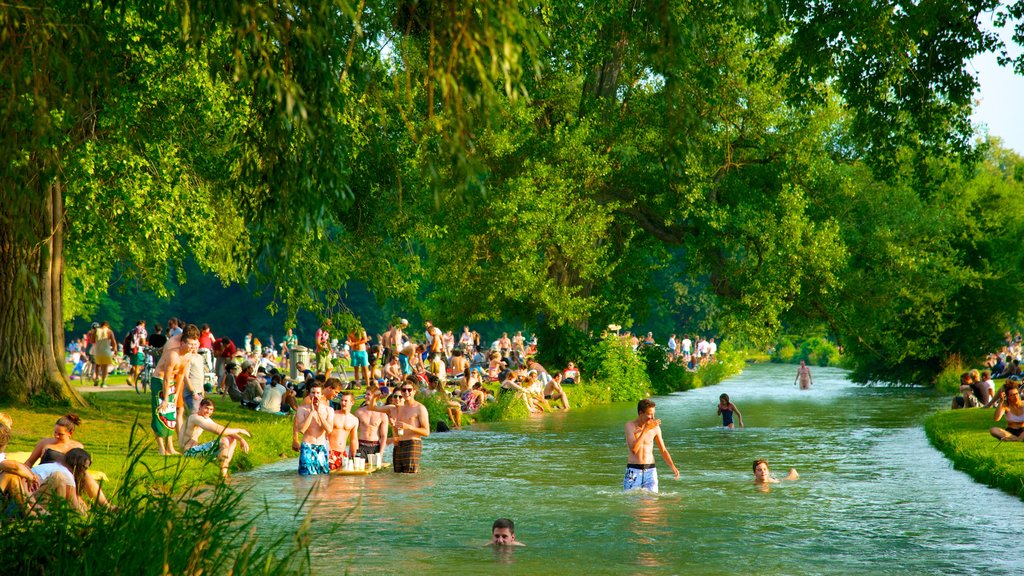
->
<box><xmin>0</xmin><ymin>430</ymin><xmax>311</xmax><ymax>574</ymax></box>
<box><xmin>417</xmin><ymin>391</ymin><xmax>462</xmax><ymax>430</ymax></box>
<box><xmin>474</xmin><ymin>390</ymin><xmax>531</xmax><ymax>423</ymax></box>
<box><xmin>582</xmin><ymin>336</ymin><xmax>650</xmax><ymax>402</ymax></box>
<box><xmin>639</xmin><ymin>344</ymin><xmax>691</xmax><ymax>396</ymax></box>
<box><xmin>935</xmin><ymin>355</ymin><xmax>968</xmax><ymax>396</ymax></box>
<box><xmin>925</xmin><ymin>408</ymin><xmax>1024</xmax><ymax>500</ymax></box>
<box><xmin>771</xmin><ymin>336</ymin><xmax>843</xmax><ymax>367</ymax></box>
<box><xmin>564</xmin><ymin>382</ymin><xmax>614</xmax><ymax>410</ymax></box>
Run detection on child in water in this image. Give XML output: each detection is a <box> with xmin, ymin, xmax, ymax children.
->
<box><xmin>717</xmin><ymin>394</ymin><xmax>743</xmax><ymax>429</ymax></box>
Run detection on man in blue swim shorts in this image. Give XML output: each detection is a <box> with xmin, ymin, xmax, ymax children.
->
<box><xmin>294</xmin><ymin>382</ymin><xmax>334</xmax><ymax>475</ymax></box>
<box><xmin>624</xmin><ymin>398</ymin><xmax>680</xmax><ymax>492</ymax></box>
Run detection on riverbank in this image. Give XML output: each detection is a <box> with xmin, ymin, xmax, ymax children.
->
<box><xmin>1</xmin><ymin>390</ymin><xmax>296</xmax><ymax>489</ymax></box>
<box><xmin>924</xmin><ymin>408</ymin><xmax>1024</xmax><ymax>500</ymax></box>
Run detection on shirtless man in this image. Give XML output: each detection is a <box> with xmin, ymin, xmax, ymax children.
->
<box><xmin>450</xmin><ymin>349</ymin><xmax>471</xmax><ymax>376</ymax></box>
<box><xmin>293</xmin><ymin>383</ymin><xmax>335</xmax><ymax>475</ymax></box>
<box><xmin>151</xmin><ymin>324</ymin><xmax>200</xmax><ymax>455</ymax></box>
<box><xmin>543</xmin><ymin>372</ymin><xmax>570</xmax><ymax>411</ymax></box>
<box><xmin>181</xmin><ymin>399</ymin><xmax>251</xmax><ymax>478</ymax></box>
<box><xmin>348</xmin><ymin>329</ymin><xmax>370</xmax><ymax>386</ymax></box>
<box><xmin>355</xmin><ymin>389</ymin><xmax>390</xmax><ymax>462</ymax></box>
<box><xmin>624</xmin><ymin>398</ymin><xmax>679</xmax><ymax>492</ymax></box>
<box><xmin>795</xmin><ymin>360</ymin><xmax>813</xmax><ymax>389</ymax></box>
<box><xmin>371</xmin><ymin>378</ymin><xmax>430</xmax><ymax>473</ymax></box>
<box><xmin>328</xmin><ymin>393</ymin><xmax>359</xmax><ymax>471</ymax></box>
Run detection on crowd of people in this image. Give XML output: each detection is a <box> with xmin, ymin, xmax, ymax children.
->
<box><xmin>950</xmin><ymin>331</ymin><xmax>1024</xmax><ymax>442</ymax></box>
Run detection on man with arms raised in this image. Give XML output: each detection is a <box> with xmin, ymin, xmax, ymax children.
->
<box><xmin>355</xmin><ymin>388</ymin><xmax>390</xmax><ymax>463</ymax></box>
<box><xmin>624</xmin><ymin>398</ymin><xmax>679</xmax><ymax>492</ymax></box>
<box><xmin>328</xmin><ymin>393</ymin><xmax>359</xmax><ymax>471</ymax></box>
<box><xmin>182</xmin><ymin>399</ymin><xmax>251</xmax><ymax>478</ymax></box>
<box><xmin>293</xmin><ymin>382</ymin><xmax>335</xmax><ymax>475</ymax></box>
<box><xmin>372</xmin><ymin>377</ymin><xmax>430</xmax><ymax>473</ymax></box>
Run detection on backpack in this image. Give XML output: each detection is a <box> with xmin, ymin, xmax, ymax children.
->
<box><xmin>123</xmin><ymin>331</ymin><xmax>134</xmax><ymax>355</ymax></box>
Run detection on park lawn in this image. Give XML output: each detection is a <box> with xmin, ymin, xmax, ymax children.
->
<box><xmin>1</xmin><ymin>391</ymin><xmax>297</xmax><ymax>491</ymax></box>
<box><xmin>924</xmin><ymin>408</ymin><xmax>1024</xmax><ymax>500</ymax></box>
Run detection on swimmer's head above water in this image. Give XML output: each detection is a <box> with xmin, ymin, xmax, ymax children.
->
<box><xmin>490</xmin><ymin>518</ymin><xmax>525</xmax><ymax>546</ymax></box>
<box><xmin>753</xmin><ymin>459</ymin><xmax>798</xmax><ymax>483</ymax></box>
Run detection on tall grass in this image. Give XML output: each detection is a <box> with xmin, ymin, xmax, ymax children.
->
<box><xmin>0</xmin><ymin>425</ymin><xmax>313</xmax><ymax>575</ymax></box>
<box><xmin>934</xmin><ymin>354</ymin><xmax>966</xmax><ymax>395</ymax></box>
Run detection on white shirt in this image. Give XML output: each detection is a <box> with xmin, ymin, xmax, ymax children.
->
<box><xmin>681</xmin><ymin>338</ymin><xmax>692</xmax><ymax>353</ymax></box>
<box><xmin>709</xmin><ymin>341</ymin><xmax>718</xmax><ymax>354</ymax></box>
<box><xmin>260</xmin><ymin>384</ymin><xmax>284</xmax><ymax>413</ymax></box>
<box><xmin>33</xmin><ymin>462</ymin><xmax>75</xmax><ymax>488</ymax></box>
<box><xmin>668</xmin><ymin>337</ymin><xmax>677</xmax><ymax>351</ymax></box>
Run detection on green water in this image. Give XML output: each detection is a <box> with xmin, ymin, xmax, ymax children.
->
<box><xmin>236</xmin><ymin>364</ymin><xmax>1021</xmax><ymax>575</ymax></box>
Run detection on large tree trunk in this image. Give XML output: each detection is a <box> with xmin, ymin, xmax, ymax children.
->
<box><xmin>0</xmin><ymin>174</ymin><xmax>87</xmax><ymax>407</ymax></box>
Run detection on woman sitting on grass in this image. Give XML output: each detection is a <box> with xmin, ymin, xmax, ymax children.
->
<box><xmin>24</xmin><ymin>414</ymin><xmax>84</xmax><ymax>467</ymax></box>
<box><xmin>32</xmin><ymin>448</ymin><xmax>110</xmax><ymax>513</ymax></box>
<box><xmin>990</xmin><ymin>379</ymin><xmax>1024</xmax><ymax>442</ymax></box>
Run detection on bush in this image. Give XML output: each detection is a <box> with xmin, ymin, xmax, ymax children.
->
<box><xmin>773</xmin><ymin>337</ymin><xmax>797</xmax><ymax>363</ymax></box>
<box><xmin>934</xmin><ymin>354</ymin><xmax>966</xmax><ymax>395</ymax></box>
<box><xmin>772</xmin><ymin>335</ymin><xmax>843</xmax><ymax>367</ymax></box>
<box><xmin>475</xmin><ymin>389</ymin><xmax>531</xmax><ymax>422</ymax></box>
<box><xmin>567</xmin><ymin>381</ymin><xmax>613</xmax><ymax>409</ymax></box>
<box><xmin>417</xmin><ymin>391</ymin><xmax>463</xmax><ymax>430</ymax></box>
<box><xmin>0</xmin><ymin>429</ymin><xmax>312</xmax><ymax>575</ymax></box>
<box><xmin>582</xmin><ymin>335</ymin><xmax>651</xmax><ymax>402</ymax></box>
<box><xmin>639</xmin><ymin>344</ymin><xmax>692</xmax><ymax>396</ymax></box>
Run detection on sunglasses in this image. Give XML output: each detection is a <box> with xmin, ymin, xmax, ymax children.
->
<box><xmin>401</xmin><ymin>388</ymin><xmax>414</xmax><ymax>393</ymax></box>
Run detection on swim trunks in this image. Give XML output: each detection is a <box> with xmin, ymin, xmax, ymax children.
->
<box><xmin>329</xmin><ymin>449</ymin><xmax>344</xmax><ymax>471</ymax></box>
<box><xmin>1007</xmin><ymin>427</ymin><xmax>1024</xmax><ymax>437</ymax></box>
<box><xmin>393</xmin><ymin>438</ymin><xmax>422</xmax><ymax>474</ymax></box>
<box><xmin>130</xmin><ymin>351</ymin><xmax>146</xmax><ymax>367</ymax></box>
<box><xmin>298</xmin><ymin>442</ymin><xmax>330</xmax><ymax>476</ymax></box>
<box><xmin>184</xmin><ymin>440</ymin><xmax>219</xmax><ymax>458</ymax></box>
<box><xmin>357</xmin><ymin>440</ymin><xmax>381</xmax><ymax>459</ymax></box>
<box><xmin>350</xmin><ymin>350</ymin><xmax>369</xmax><ymax>367</ymax></box>
<box><xmin>150</xmin><ymin>376</ymin><xmax>176</xmax><ymax>438</ymax></box>
<box><xmin>624</xmin><ymin>463</ymin><xmax>659</xmax><ymax>492</ymax></box>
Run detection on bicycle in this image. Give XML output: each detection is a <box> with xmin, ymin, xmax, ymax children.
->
<box><xmin>136</xmin><ymin>347</ymin><xmax>159</xmax><ymax>394</ymax></box>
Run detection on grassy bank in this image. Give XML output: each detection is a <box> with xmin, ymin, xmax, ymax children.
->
<box><xmin>2</xmin><ymin>390</ymin><xmax>296</xmax><ymax>490</ymax></box>
<box><xmin>924</xmin><ymin>408</ymin><xmax>1024</xmax><ymax>499</ymax></box>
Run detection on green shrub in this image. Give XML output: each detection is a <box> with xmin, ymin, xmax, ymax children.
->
<box><xmin>567</xmin><ymin>381</ymin><xmax>614</xmax><ymax>408</ymax></box>
<box><xmin>934</xmin><ymin>354</ymin><xmax>966</xmax><ymax>395</ymax></box>
<box><xmin>583</xmin><ymin>335</ymin><xmax>651</xmax><ymax>402</ymax></box>
<box><xmin>773</xmin><ymin>337</ymin><xmax>796</xmax><ymax>363</ymax></box>
<box><xmin>639</xmin><ymin>344</ymin><xmax>692</xmax><ymax>395</ymax></box>
<box><xmin>417</xmin><ymin>391</ymin><xmax>462</xmax><ymax>429</ymax></box>
<box><xmin>475</xmin><ymin>389</ymin><xmax>531</xmax><ymax>422</ymax></box>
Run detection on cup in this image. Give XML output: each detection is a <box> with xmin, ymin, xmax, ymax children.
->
<box><xmin>355</xmin><ymin>457</ymin><xmax>365</xmax><ymax>471</ymax></box>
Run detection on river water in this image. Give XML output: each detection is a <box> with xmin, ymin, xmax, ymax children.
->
<box><xmin>235</xmin><ymin>363</ymin><xmax>1022</xmax><ymax>575</ymax></box>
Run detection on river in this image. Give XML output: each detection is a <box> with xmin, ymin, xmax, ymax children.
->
<box><xmin>234</xmin><ymin>363</ymin><xmax>1022</xmax><ymax>575</ymax></box>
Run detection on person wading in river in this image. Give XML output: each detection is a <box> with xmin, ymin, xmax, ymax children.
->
<box><xmin>624</xmin><ymin>398</ymin><xmax>680</xmax><ymax>492</ymax></box>
<box><xmin>795</xmin><ymin>360</ymin><xmax>814</xmax><ymax>389</ymax></box>
<box><xmin>370</xmin><ymin>377</ymin><xmax>430</xmax><ymax>473</ymax></box>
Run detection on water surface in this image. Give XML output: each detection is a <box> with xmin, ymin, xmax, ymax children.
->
<box><xmin>236</xmin><ymin>364</ymin><xmax>1021</xmax><ymax>575</ymax></box>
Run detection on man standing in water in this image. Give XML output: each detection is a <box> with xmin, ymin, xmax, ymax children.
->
<box><xmin>371</xmin><ymin>377</ymin><xmax>430</xmax><ymax>473</ymax></box>
<box><xmin>355</xmin><ymin>388</ymin><xmax>390</xmax><ymax>462</ymax></box>
<box><xmin>294</xmin><ymin>382</ymin><xmax>335</xmax><ymax>475</ymax></box>
<box><xmin>624</xmin><ymin>398</ymin><xmax>679</xmax><ymax>492</ymax></box>
<box><xmin>328</xmin><ymin>392</ymin><xmax>359</xmax><ymax>471</ymax></box>
<box><xmin>795</xmin><ymin>360</ymin><xmax>814</xmax><ymax>389</ymax></box>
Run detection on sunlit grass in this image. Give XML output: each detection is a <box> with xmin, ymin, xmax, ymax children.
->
<box><xmin>925</xmin><ymin>407</ymin><xmax>1024</xmax><ymax>500</ymax></box>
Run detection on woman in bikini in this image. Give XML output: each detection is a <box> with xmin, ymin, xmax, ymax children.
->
<box><xmin>990</xmin><ymin>380</ymin><xmax>1024</xmax><ymax>441</ymax></box>
<box><xmin>24</xmin><ymin>414</ymin><xmax>85</xmax><ymax>467</ymax></box>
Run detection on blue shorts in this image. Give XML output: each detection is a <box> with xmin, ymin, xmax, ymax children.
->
<box><xmin>624</xmin><ymin>465</ymin><xmax>658</xmax><ymax>492</ymax></box>
<box><xmin>184</xmin><ymin>440</ymin><xmax>219</xmax><ymax>458</ymax></box>
<box><xmin>299</xmin><ymin>442</ymin><xmax>330</xmax><ymax>476</ymax></box>
<box><xmin>350</xmin><ymin>350</ymin><xmax>369</xmax><ymax>367</ymax></box>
